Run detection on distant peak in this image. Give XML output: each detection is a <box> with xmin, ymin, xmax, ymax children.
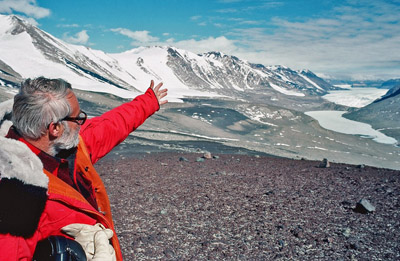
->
<box><xmin>204</xmin><ymin>51</ymin><xmax>226</xmax><ymax>59</ymax></box>
<box><xmin>167</xmin><ymin>46</ymin><xmax>184</xmax><ymax>58</ymax></box>
<box><xmin>10</xmin><ymin>14</ymin><xmax>22</xmax><ymax>21</ymax></box>
<box><xmin>204</xmin><ymin>52</ymin><xmax>242</xmax><ymax>62</ymax></box>
<box><xmin>299</xmin><ymin>69</ymin><xmax>316</xmax><ymax>76</ymax></box>
<box><xmin>8</xmin><ymin>14</ymin><xmax>29</xmax><ymax>25</ymax></box>
<box><xmin>5</xmin><ymin>14</ymin><xmax>32</xmax><ymax>35</ymax></box>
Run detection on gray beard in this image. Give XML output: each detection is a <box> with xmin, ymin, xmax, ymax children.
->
<box><xmin>50</xmin><ymin>122</ymin><xmax>80</xmax><ymax>156</ymax></box>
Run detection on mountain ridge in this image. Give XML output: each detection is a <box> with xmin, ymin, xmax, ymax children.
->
<box><xmin>0</xmin><ymin>14</ymin><xmax>335</xmax><ymax>106</ymax></box>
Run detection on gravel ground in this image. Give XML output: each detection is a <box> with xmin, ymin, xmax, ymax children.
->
<box><xmin>96</xmin><ymin>153</ymin><xmax>400</xmax><ymax>260</ymax></box>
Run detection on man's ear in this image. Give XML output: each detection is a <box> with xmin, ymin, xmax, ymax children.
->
<box><xmin>48</xmin><ymin>122</ymin><xmax>62</xmax><ymax>138</ymax></box>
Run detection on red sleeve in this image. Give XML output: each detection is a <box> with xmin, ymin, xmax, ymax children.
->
<box><xmin>79</xmin><ymin>87</ymin><xmax>160</xmax><ymax>164</ymax></box>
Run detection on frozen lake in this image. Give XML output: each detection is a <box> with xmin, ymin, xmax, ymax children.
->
<box><xmin>305</xmin><ymin>111</ymin><xmax>397</xmax><ymax>145</ymax></box>
<box><xmin>323</xmin><ymin>88</ymin><xmax>388</xmax><ymax>108</ymax></box>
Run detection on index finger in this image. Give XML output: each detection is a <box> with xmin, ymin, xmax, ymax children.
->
<box><xmin>153</xmin><ymin>82</ymin><xmax>163</xmax><ymax>93</ymax></box>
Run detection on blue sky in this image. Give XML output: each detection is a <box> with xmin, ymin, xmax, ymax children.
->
<box><xmin>1</xmin><ymin>0</ymin><xmax>399</xmax><ymax>80</ymax></box>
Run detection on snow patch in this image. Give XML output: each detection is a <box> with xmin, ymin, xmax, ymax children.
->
<box><xmin>269</xmin><ymin>83</ymin><xmax>305</xmax><ymax>97</ymax></box>
<box><xmin>298</xmin><ymin>74</ymin><xmax>323</xmax><ymax>90</ymax></box>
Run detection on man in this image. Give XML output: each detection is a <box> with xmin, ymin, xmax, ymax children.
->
<box><xmin>0</xmin><ymin>77</ymin><xmax>167</xmax><ymax>260</ymax></box>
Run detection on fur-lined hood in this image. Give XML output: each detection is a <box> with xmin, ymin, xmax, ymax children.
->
<box><xmin>0</xmin><ymin>136</ymin><xmax>48</xmax><ymax>188</ymax></box>
<box><xmin>0</xmin><ymin>99</ymin><xmax>49</xmax><ymax>238</ymax></box>
<box><xmin>0</xmin><ymin>99</ymin><xmax>13</xmax><ymax>137</ymax></box>
<box><xmin>0</xmin><ymin>98</ymin><xmax>47</xmax><ymax>187</ymax></box>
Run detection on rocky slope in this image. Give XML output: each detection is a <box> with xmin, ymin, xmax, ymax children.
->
<box><xmin>97</xmin><ymin>152</ymin><xmax>400</xmax><ymax>260</ymax></box>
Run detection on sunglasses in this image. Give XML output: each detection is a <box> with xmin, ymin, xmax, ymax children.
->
<box><xmin>61</xmin><ymin>110</ymin><xmax>87</xmax><ymax>125</ymax></box>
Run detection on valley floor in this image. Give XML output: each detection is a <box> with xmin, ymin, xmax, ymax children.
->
<box><xmin>97</xmin><ymin>152</ymin><xmax>400</xmax><ymax>260</ymax></box>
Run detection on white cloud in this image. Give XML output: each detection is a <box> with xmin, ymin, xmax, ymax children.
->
<box><xmin>20</xmin><ymin>15</ymin><xmax>39</xmax><ymax>26</ymax></box>
<box><xmin>238</xmin><ymin>20</ymin><xmax>262</xmax><ymax>25</ymax></box>
<box><xmin>213</xmin><ymin>23</ymin><xmax>224</xmax><ymax>28</ymax></box>
<box><xmin>57</xmin><ymin>24</ymin><xmax>80</xmax><ymax>28</ymax></box>
<box><xmin>171</xmin><ymin>36</ymin><xmax>238</xmax><ymax>55</ymax></box>
<box><xmin>111</xmin><ymin>28</ymin><xmax>159</xmax><ymax>46</ymax></box>
<box><xmin>63</xmin><ymin>30</ymin><xmax>89</xmax><ymax>45</ymax></box>
<box><xmin>190</xmin><ymin>15</ymin><xmax>201</xmax><ymax>21</ymax></box>
<box><xmin>0</xmin><ymin>0</ymin><xmax>50</xmax><ymax>19</ymax></box>
<box><xmin>216</xmin><ymin>8</ymin><xmax>238</xmax><ymax>13</ymax></box>
<box><xmin>114</xmin><ymin>30</ymin><xmax>238</xmax><ymax>55</ymax></box>
<box><xmin>219</xmin><ymin>0</ymin><xmax>400</xmax><ymax>80</ymax></box>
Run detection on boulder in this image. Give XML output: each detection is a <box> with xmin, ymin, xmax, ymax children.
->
<box><xmin>203</xmin><ymin>152</ymin><xmax>212</xmax><ymax>159</ymax></box>
<box><xmin>319</xmin><ymin>158</ymin><xmax>330</xmax><ymax>168</ymax></box>
<box><xmin>354</xmin><ymin>199</ymin><xmax>376</xmax><ymax>214</ymax></box>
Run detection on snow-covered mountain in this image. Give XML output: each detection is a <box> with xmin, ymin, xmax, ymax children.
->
<box><xmin>0</xmin><ymin>15</ymin><xmax>143</xmax><ymax>98</ymax></box>
<box><xmin>0</xmin><ymin>14</ymin><xmax>334</xmax><ymax>102</ymax></box>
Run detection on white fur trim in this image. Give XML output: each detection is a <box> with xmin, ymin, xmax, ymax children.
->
<box><xmin>0</xmin><ymin>99</ymin><xmax>13</xmax><ymax>136</ymax></box>
<box><xmin>0</xmin><ymin>136</ymin><xmax>48</xmax><ymax>189</ymax></box>
<box><xmin>0</xmin><ymin>99</ymin><xmax>13</xmax><ymax>120</ymax></box>
<box><xmin>0</xmin><ymin>120</ymin><xmax>12</xmax><ymax>137</ymax></box>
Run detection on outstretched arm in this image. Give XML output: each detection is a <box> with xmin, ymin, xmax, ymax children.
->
<box><xmin>80</xmin><ymin>80</ymin><xmax>168</xmax><ymax>163</ymax></box>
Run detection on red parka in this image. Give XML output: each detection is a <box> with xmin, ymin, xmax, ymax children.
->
<box><xmin>0</xmin><ymin>87</ymin><xmax>160</xmax><ymax>260</ymax></box>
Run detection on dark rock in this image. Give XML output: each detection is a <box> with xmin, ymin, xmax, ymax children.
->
<box><xmin>291</xmin><ymin>226</ymin><xmax>303</xmax><ymax>238</ymax></box>
<box><xmin>179</xmin><ymin>157</ymin><xmax>189</xmax><ymax>162</ymax></box>
<box><xmin>213</xmin><ymin>171</ymin><xmax>226</xmax><ymax>176</ymax></box>
<box><xmin>341</xmin><ymin>200</ymin><xmax>353</xmax><ymax>209</ymax></box>
<box><xmin>319</xmin><ymin>158</ymin><xmax>330</xmax><ymax>168</ymax></box>
<box><xmin>163</xmin><ymin>248</ymin><xmax>175</xmax><ymax>258</ymax></box>
<box><xmin>354</xmin><ymin>199</ymin><xmax>376</xmax><ymax>214</ymax></box>
<box><xmin>276</xmin><ymin>224</ymin><xmax>285</xmax><ymax>230</ymax></box>
<box><xmin>347</xmin><ymin>240</ymin><xmax>360</xmax><ymax>250</ymax></box>
<box><xmin>196</xmin><ymin>157</ymin><xmax>205</xmax><ymax>162</ymax></box>
<box><xmin>264</xmin><ymin>190</ymin><xmax>274</xmax><ymax>196</ymax></box>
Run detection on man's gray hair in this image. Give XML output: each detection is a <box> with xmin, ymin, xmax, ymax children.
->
<box><xmin>12</xmin><ymin>77</ymin><xmax>72</xmax><ymax>140</ymax></box>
